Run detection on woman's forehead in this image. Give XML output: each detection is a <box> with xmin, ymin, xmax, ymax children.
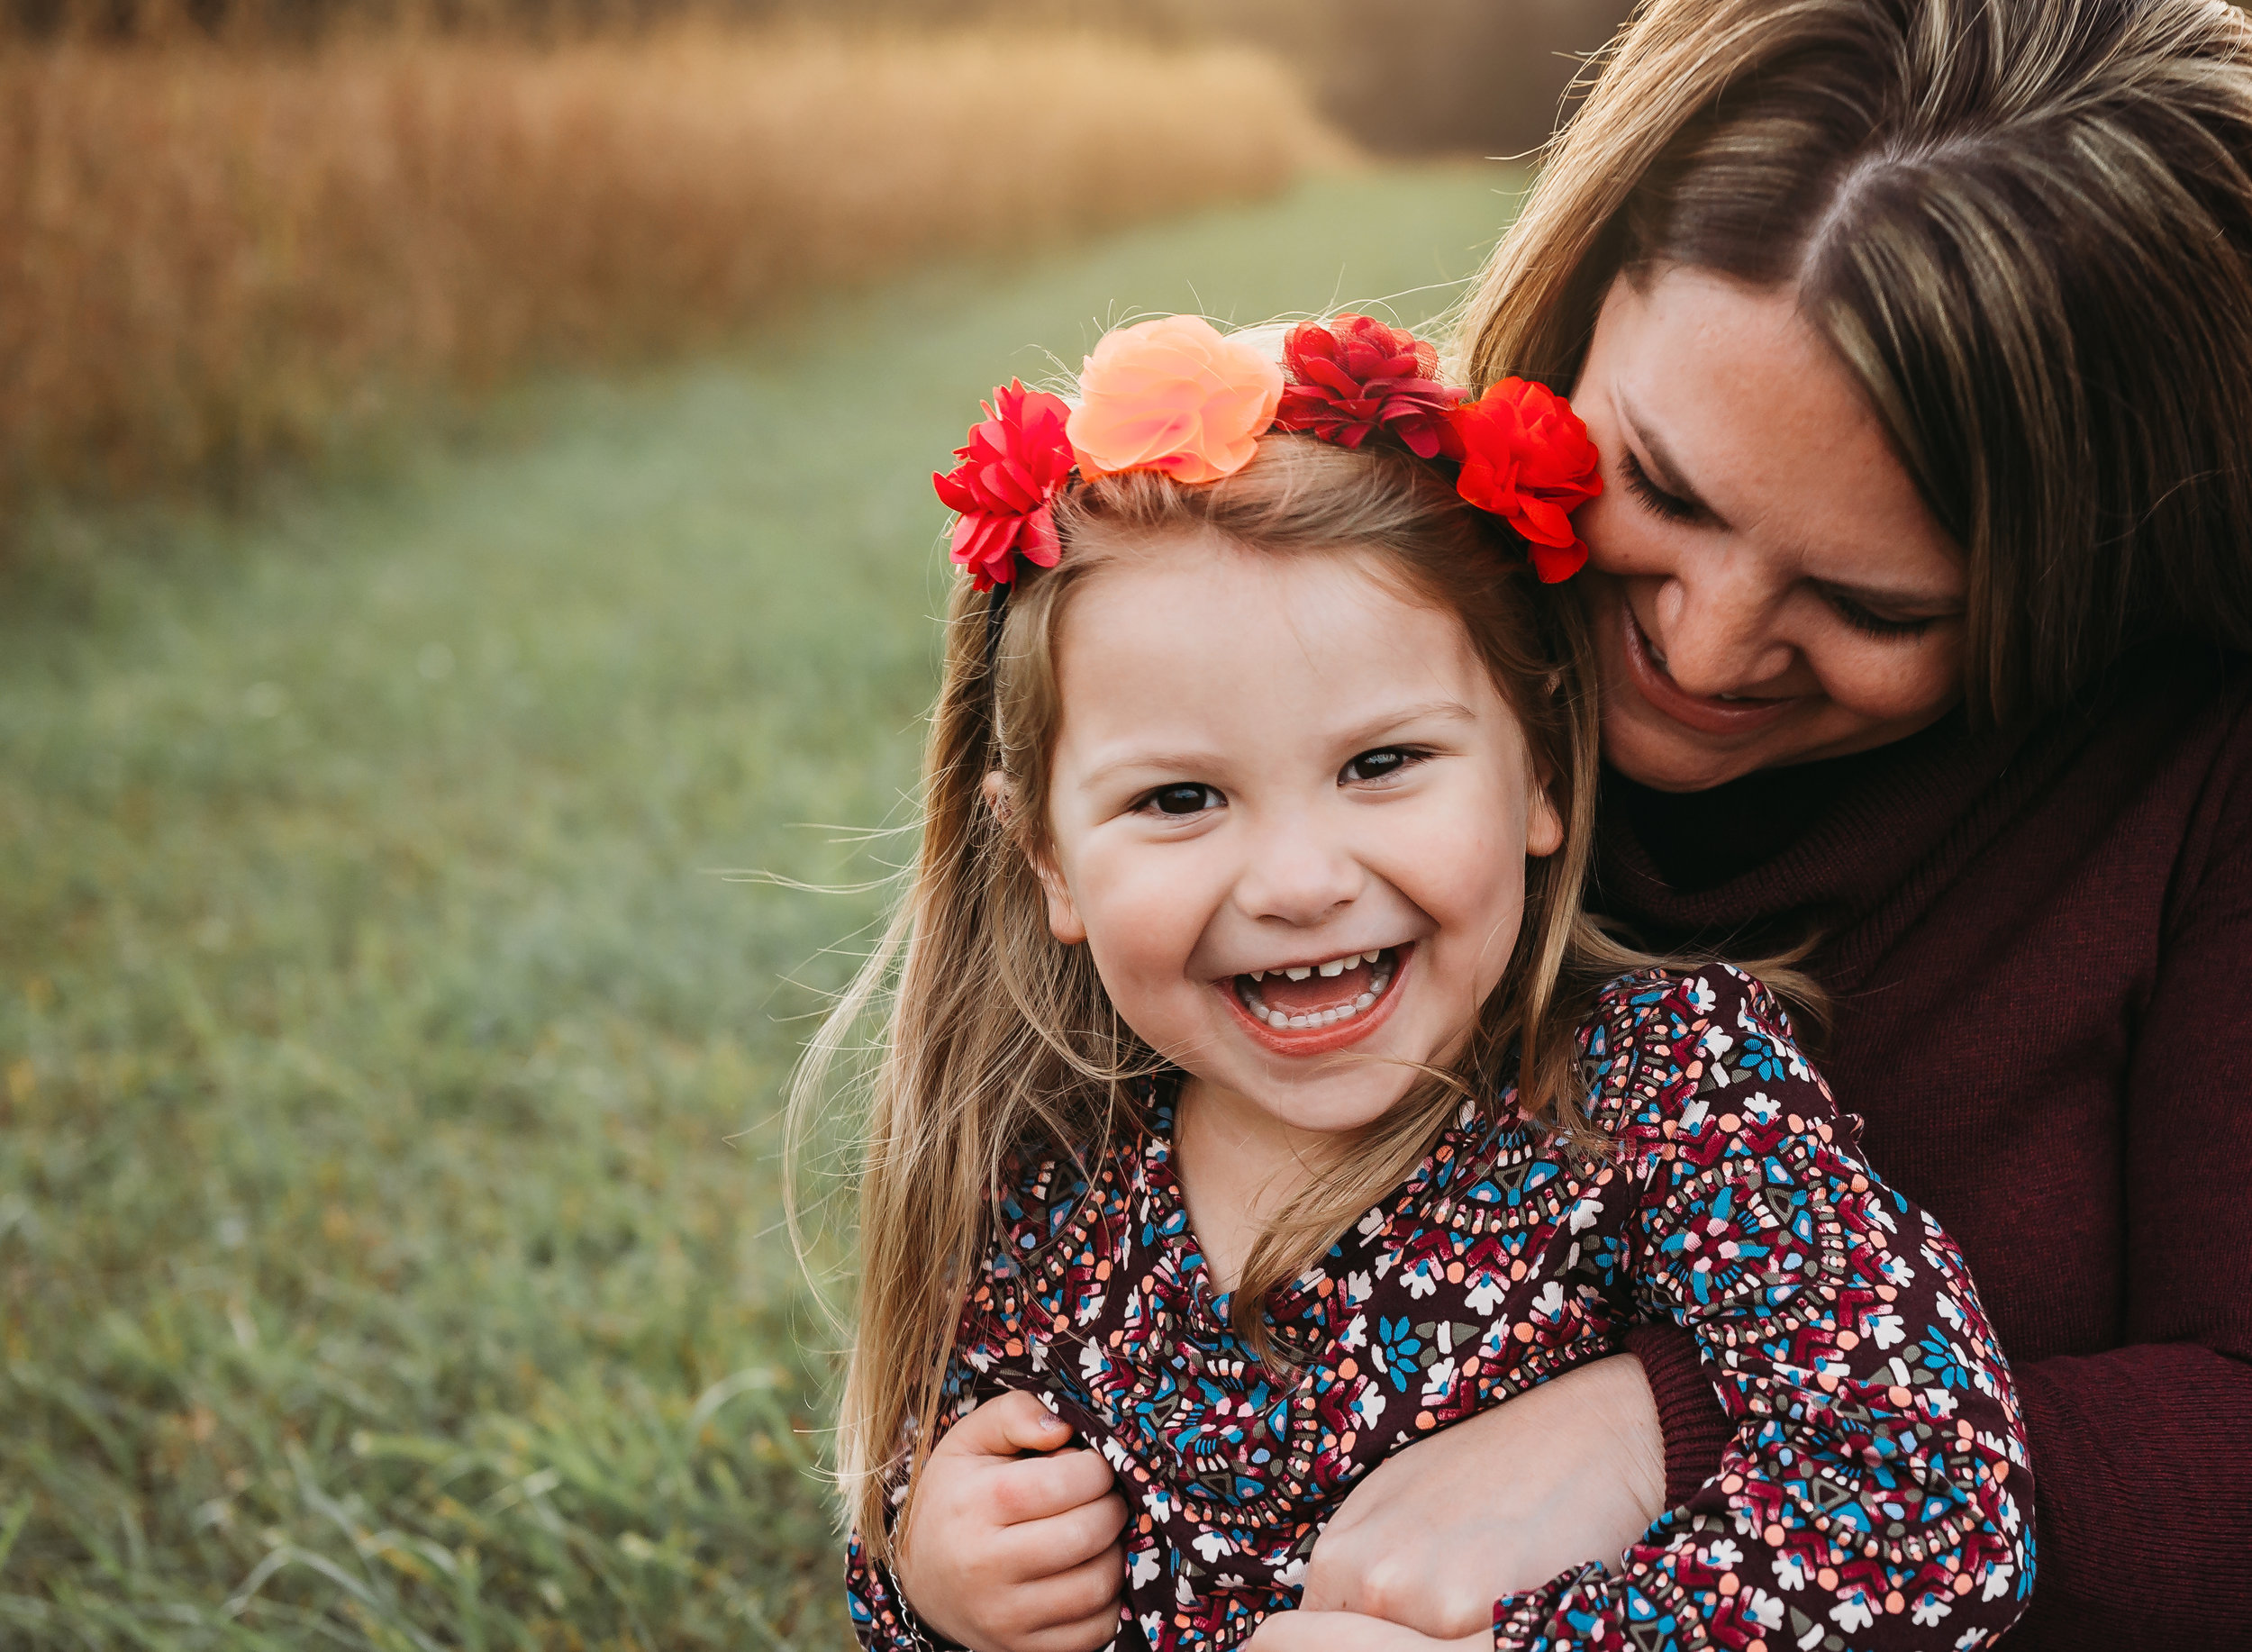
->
<box><xmin>1594</xmin><ymin>268</ymin><xmax>1964</xmax><ymax>595</ymax></box>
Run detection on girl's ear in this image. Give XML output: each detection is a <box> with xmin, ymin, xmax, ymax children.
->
<box><xmin>982</xmin><ymin>771</ymin><xmax>1086</xmax><ymax>945</ymax></box>
<box><xmin>1525</xmin><ymin>766</ymin><xmax>1566</xmax><ymax>860</ymax></box>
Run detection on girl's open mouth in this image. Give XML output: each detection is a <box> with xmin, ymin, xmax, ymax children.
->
<box><xmin>1221</xmin><ymin>944</ymin><xmax>1412</xmax><ymax>1055</ymax></box>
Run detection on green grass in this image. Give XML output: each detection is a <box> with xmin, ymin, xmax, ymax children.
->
<box><xmin>0</xmin><ymin>164</ymin><xmax>1523</xmax><ymax>1651</ymax></box>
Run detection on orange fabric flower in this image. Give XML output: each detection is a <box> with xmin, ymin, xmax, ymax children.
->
<box><xmin>1067</xmin><ymin>315</ymin><xmax>1285</xmax><ymax>485</ymax></box>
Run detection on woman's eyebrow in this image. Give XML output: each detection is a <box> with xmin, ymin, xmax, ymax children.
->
<box><xmin>1621</xmin><ymin>398</ymin><xmax>1729</xmax><ymax>529</ymax></box>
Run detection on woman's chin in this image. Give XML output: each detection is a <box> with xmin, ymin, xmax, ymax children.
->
<box><xmin>1601</xmin><ymin>709</ymin><xmax>1781</xmax><ymax>792</ymax></box>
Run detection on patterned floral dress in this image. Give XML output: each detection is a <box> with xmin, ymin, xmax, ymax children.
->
<box><xmin>846</xmin><ymin>967</ymin><xmax>2035</xmax><ymax>1652</ymax></box>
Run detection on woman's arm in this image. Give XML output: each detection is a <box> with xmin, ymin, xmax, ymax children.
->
<box><xmin>1999</xmin><ymin>740</ymin><xmax>2252</xmax><ymax>1647</ymax></box>
<box><xmin>1295</xmin><ymin>1355</ymin><xmax>1668</xmax><ymax>1636</ymax></box>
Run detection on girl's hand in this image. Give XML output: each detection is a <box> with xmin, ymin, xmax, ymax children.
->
<box><xmin>1245</xmin><ymin>1609</ymin><xmax>1491</xmax><ymax>1652</ymax></box>
<box><xmin>894</xmin><ymin>1389</ymin><xmax>1129</xmax><ymax>1652</ymax></box>
<box><xmin>1297</xmin><ymin>1355</ymin><xmax>1668</xmax><ymax>1638</ymax></box>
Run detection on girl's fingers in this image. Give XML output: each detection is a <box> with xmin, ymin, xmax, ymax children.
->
<box><xmin>939</xmin><ymin>1388</ymin><xmax>1076</xmax><ymax>1460</ymax></box>
<box><xmin>988</xmin><ymin>1446</ymin><xmax>1118</xmax><ymax>1526</ymax></box>
<box><xmin>999</xmin><ymin>1539</ymin><xmax>1127</xmax><ymax>1638</ymax></box>
<box><xmin>996</xmin><ymin>1489</ymin><xmax>1129</xmax><ymax>1575</ymax></box>
<box><xmin>1019</xmin><ymin>1602</ymin><xmax>1134</xmax><ymax>1652</ymax></box>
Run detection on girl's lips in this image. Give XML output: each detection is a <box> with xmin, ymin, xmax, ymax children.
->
<box><xmin>1618</xmin><ymin>597</ymin><xmax>1801</xmax><ymax>739</ymax></box>
<box><xmin>1217</xmin><ymin>944</ymin><xmax>1413</xmax><ymax>1057</ymax></box>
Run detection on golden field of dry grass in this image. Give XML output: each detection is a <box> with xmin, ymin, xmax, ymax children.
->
<box><xmin>0</xmin><ymin>29</ymin><xmax>1346</xmax><ymax>509</ymax></box>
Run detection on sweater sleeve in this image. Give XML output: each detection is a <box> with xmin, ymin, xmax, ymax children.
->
<box><xmin>1494</xmin><ymin>969</ymin><xmax>2035</xmax><ymax>1652</ymax></box>
<box><xmin>1999</xmin><ymin>701</ymin><xmax>2252</xmax><ymax>1650</ymax></box>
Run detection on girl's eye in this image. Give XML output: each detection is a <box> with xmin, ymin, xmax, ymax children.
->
<box><xmin>1340</xmin><ymin>748</ymin><xmax>1426</xmax><ymax>785</ymax></box>
<box><xmin>1825</xmin><ymin>590</ymin><xmax>1942</xmax><ymax>640</ymax></box>
<box><xmin>1140</xmin><ymin>783</ymin><xmax>1221</xmax><ymax>817</ymax></box>
<box><xmin>1621</xmin><ymin>449</ymin><xmax>1703</xmax><ymax>525</ymax></box>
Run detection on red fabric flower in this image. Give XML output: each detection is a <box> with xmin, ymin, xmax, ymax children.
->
<box><xmin>932</xmin><ymin>380</ymin><xmax>1076</xmax><ymax>591</ymax></box>
<box><xmin>1271</xmin><ymin>314</ymin><xmax>1466</xmax><ymax>459</ymax></box>
<box><xmin>1449</xmin><ymin>377</ymin><xmax>1603</xmax><ymax>582</ymax></box>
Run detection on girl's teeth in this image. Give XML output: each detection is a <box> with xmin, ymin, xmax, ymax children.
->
<box><xmin>1240</xmin><ymin>949</ymin><xmax>1400</xmax><ymax>1030</ymax></box>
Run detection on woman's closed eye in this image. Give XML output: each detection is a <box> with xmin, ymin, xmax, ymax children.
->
<box><xmin>1339</xmin><ymin>747</ymin><xmax>1431</xmax><ymax>785</ymax></box>
<box><xmin>1134</xmin><ymin>781</ymin><xmax>1223</xmax><ymax>818</ymax></box>
<box><xmin>1620</xmin><ymin>448</ymin><xmax>1704</xmax><ymax>525</ymax></box>
<box><xmin>1822</xmin><ymin>587</ymin><xmax>1945</xmax><ymax>641</ymax></box>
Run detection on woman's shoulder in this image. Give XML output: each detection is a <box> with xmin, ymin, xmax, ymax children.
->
<box><xmin>1578</xmin><ymin>963</ymin><xmax>1827</xmax><ymax>1139</ymax></box>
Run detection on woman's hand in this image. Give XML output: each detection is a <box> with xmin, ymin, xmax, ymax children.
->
<box><xmin>1297</xmin><ymin>1355</ymin><xmax>1670</xmax><ymax>1638</ymax></box>
<box><xmin>893</xmin><ymin>1390</ymin><xmax>1129</xmax><ymax>1652</ymax></box>
<box><xmin>1245</xmin><ymin>1610</ymin><xmax>1491</xmax><ymax>1652</ymax></box>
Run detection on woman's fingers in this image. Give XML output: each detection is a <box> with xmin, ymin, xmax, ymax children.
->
<box><xmin>1015</xmin><ymin>1601</ymin><xmax>1132</xmax><ymax>1652</ymax></box>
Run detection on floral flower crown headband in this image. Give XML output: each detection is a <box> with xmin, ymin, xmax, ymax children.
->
<box><xmin>933</xmin><ymin>313</ymin><xmax>1603</xmax><ymax>665</ymax></box>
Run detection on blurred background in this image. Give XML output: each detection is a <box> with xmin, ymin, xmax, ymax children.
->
<box><xmin>0</xmin><ymin>3</ymin><xmax>1627</xmax><ymax>1647</ymax></box>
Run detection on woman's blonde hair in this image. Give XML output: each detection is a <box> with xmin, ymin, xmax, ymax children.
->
<box><xmin>1462</xmin><ymin>0</ymin><xmax>2252</xmax><ymax>726</ymax></box>
<box><xmin>799</xmin><ymin>431</ymin><xmax>1655</xmax><ymax>1557</ymax></box>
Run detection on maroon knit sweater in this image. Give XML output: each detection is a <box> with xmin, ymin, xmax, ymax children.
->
<box><xmin>1601</xmin><ymin>646</ymin><xmax>2252</xmax><ymax>1649</ymax></box>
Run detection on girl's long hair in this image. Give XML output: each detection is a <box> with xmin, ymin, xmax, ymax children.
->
<box><xmin>796</xmin><ymin>432</ymin><xmax>1661</xmax><ymax>1557</ymax></box>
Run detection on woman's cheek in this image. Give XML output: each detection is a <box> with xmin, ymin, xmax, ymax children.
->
<box><xmin>1809</xmin><ymin>633</ymin><xmax>1964</xmax><ymax>723</ymax></box>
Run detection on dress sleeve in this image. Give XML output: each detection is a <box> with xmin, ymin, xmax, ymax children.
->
<box><xmin>844</xmin><ymin>1153</ymin><xmax>1074</xmax><ymax>1651</ymax></box>
<box><xmin>847</xmin><ymin>1528</ymin><xmax>970</xmax><ymax>1652</ymax></box>
<box><xmin>1494</xmin><ymin>969</ymin><xmax>2035</xmax><ymax>1652</ymax></box>
<box><xmin>844</xmin><ymin>1346</ymin><xmax>991</xmax><ymax>1652</ymax></box>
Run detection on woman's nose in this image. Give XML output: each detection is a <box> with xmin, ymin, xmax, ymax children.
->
<box><xmin>1231</xmin><ymin>812</ymin><xmax>1363</xmax><ymax>928</ymax></box>
<box><xmin>1648</xmin><ymin>557</ymin><xmax>1796</xmax><ymax>695</ymax></box>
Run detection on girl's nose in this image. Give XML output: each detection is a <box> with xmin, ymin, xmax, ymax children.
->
<box><xmin>1231</xmin><ymin>813</ymin><xmax>1363</xmax><ymax>929</ymax></box>
<box><xmin>1648</xmin><ymin>555</ymin><xmax>1795</xmax><ymax>696</ymax></box>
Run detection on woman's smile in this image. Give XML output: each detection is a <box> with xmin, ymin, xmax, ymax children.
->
<box><xmin>1614</xmin><ymin>595</ymin><xmax>1800</xmax><ymax>738</ymax></box>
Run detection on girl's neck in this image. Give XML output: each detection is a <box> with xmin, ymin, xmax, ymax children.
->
<box><xmin>1169</xmin><ymin>1076</ymin><xmax>1332</xmax><ymax>1296</ymax></box>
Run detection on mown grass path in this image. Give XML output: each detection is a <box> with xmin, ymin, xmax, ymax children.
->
<box><xmin>0</xmin><ymin>166</ymin><xmax>1518</xmax><ymax>1651</ymax></box>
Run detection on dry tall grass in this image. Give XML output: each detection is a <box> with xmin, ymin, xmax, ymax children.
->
<box><xmin>0</xmin><ymin>30</ymin><xmax>1345</xmax><ymax>505</ymax></box>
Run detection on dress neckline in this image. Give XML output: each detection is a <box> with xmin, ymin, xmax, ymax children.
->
<box><xmin>1133</xmin><ymin>1078</ymin><xmax>1524</xmax><ymax>1350</ymax></box>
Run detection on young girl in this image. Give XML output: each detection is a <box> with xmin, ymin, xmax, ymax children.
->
<box><xmin>806</xmin><ymin>313</ymin><xmax>2032</xmax><ymax>1652</ymax></box>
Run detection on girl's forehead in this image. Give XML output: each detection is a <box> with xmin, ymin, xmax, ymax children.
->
<box><xmin>1054</xmin><ymin>541</ymin><xmax>1491</xmax><ymax>707</ymax></box>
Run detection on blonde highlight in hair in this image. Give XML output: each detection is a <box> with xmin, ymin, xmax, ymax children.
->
<box><xmin>795</xmin><ymin>431</ymin><xmax>1657</xmax><ymax>1558</ymax></box>
<box><xmin>1462</xmin><ymin>0</ymin><xmax>2252</xmax><ymax>726</ymax></box>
